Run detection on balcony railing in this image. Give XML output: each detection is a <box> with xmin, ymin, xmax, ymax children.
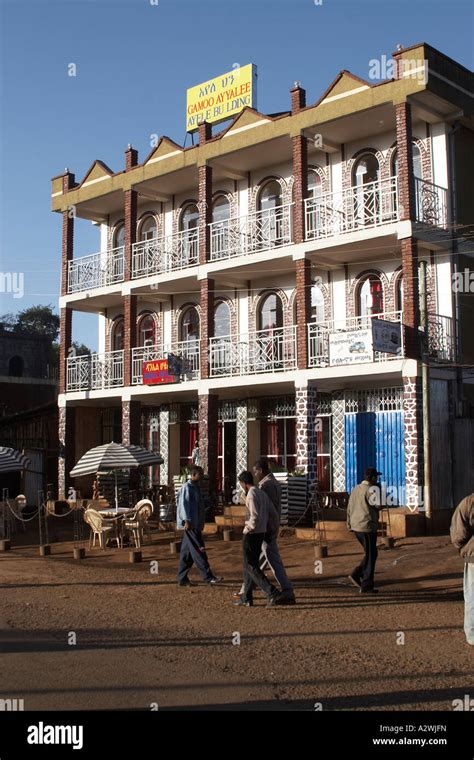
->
<box><xmin>415</xmin><ymin>178</ymin><xmax>448</xmax><ymax>228</ymax></box>
<box><xmin>308</xmin><ymin>311</ymin><xmax>404</xmax><ymax>367</ymax></box>
<box><xmin>131</xmin><ymin>341</ymin><xmax>200</xmax><ymax>385</ymax></box>
<box><xmin>427</xmin><ymin>313</ymin><xmax>455</xmax><ymax>362</ymax></box>
<box><xmin>67</xmin><ymin>247</ymin><xmax>124</xmax><ymax>294</ymax></box>
<box><xmin>66</xmin><ymin>350</ymin><xmax>124</xmax><ymax>391</ymax></box>
<box><xmin>209</xmin><ymin>204</ymin><xmax>293</xmax><ymax>261</ymax></box>
<box><xmin>209</xmin><ymin>326</ymin><xmax>297</xmax><ymax>377</ymax></box>
<box><xmin>132</xmin><ymin>229</ymin><xmax>199</xmax><ymax>279</ymax></box>
<box><xmin>305</xmin><ymin>177</ymin><xmax>399</xmax><ymax>241</ymax></box>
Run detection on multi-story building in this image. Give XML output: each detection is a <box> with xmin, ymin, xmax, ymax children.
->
<box><xmin>52</xmin><ymin>43</ymin><xmax>474</xmax><ymax>517</ymax></box>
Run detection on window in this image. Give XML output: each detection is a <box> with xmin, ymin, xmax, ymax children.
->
<box><xmin>180</xmin><ymin>203</ymin><xmax>199</xmax><ymax>232</ymax></box>
<box><xmin>180</xmin><ymin>306</ymin><xmax>200</xmax><ymax>342</ymax></box>
<box><xmin>113</xmin><ymin>223</ymin><xmax>125</xmax><ymax>249</ymax></box>
<box><xmin>139</xmin><ymin>216</ymin><xmax>157</xmax><ymax>241</ymax></box>
<box><xmin>258</xmin><ymin>292</ymin><xmax>283</xmax><ymax>331</ymax></box>
<box><xmin>353</xmin><ymin>154</ymin><xmax>380</xmax><ymax>186</ymax></box>
<box><xmin>260</xmin><ymin>418</ymin><xmax>296</xmax><ymax>473</ymax></box>
<box><xmin>212</xmin><ymin>196</ymin><xmax>230</xmax><ymax>224</ymax></box>
<box><xmin>8</xmin><ymin>356</ymin><xmax>23</xmax><ymax>377</ymax></box>
<box><xmin>258</xmin><ymin>180</ymin><xmax>283</xmax><ymax>211</ymax></box>
<box><xmin>214</xmin><ymin>301</ymin><xmax>231</xmax><ymax>338</ymax></box>
<box><xmin>311</xmin><ymin>284</ymin><xmax>325</xmax><ymax>323</ymax></box>
<box><xmin>112</xmin><ymin>318</ymin><xmax>124</xmax><ymax>351</ymax></box>
<box><xmin>358</xmin><ymin>275</ymin><xmax>384</xmax><ymax>318</ymax></box>
<box><xmin>316</xmin><ymin>416</ymin><xmax>332</xmax><ymax>491</ymax></box>
<box><xmin>138</xmin><ymin>314</ymin><xmax>156</xmax><ymax>347</ymax></box>
<box><xmin>308</xmin><ymin>170</ymin><xmax>323</xmax><ymax>199</ymax></box>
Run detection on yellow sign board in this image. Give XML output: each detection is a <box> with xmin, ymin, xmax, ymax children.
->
<box><xmin>186</xmin><ymin>64</ymin><xmax>257</xmax><ymax>132</ymax></box>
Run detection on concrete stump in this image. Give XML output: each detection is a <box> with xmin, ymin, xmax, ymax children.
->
<box><xmin>39</xmin><ymin>545</ymin><xmax>51</xmax><ymax>557</ymax></box>
<box><xmin>223</xmin><ymin>529</ymin><xmax>234</xmax><ymax>542</ymax></box>
<box><xmin>73</xmin><ymin>547</ymin><xmax>85</xmax><ymax>560</ymax></box>
<box><xmin>314</xmin><ymin>545</ymin><xmax>328</xmax><ymax>559</ymax></box>
<box><xmin>0</xmin><ymin>539</ymin><xmax>11</xmax><ymax>552</ymax></box>
<box><xmin>129</xmin><ymin>550</ymin><xmax>142</xmax><ymax>563</ymax></box>
<box><xmin>170</xmin><ymin>541</ymin><xmax>182</xmax><ymax>555</ymax></box>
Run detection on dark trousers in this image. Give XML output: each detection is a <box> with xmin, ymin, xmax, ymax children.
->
<box><xmin>177</xmin><ymin>529</ymin><xmax>213</xmax><ymax>583</ymax></box>
<box><xmin>241</xmin><ymin>533</ymin><xmax>278</xmax><ymax>602</ymax></box>
<box><xmin>352</xmin><ymin>531</ymin><xmax>378</xmax><ymax>590</ymax></box>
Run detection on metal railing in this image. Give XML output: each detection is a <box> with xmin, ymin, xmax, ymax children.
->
<box><xmin>415</xmin><ymin>178</ymin><xmax>448</xmax><ymax>228</ymax></box>
<box><xmin>131</xmin><ymin>341</ymin><xmax>200</xmax><ymax>384</ymax></box>
<box><xmin>209</xmin><ymin>326</ymin><xmax>297</xmax><ymax>377</ymax></box>
<box><xmin>209</xmin><ymin>204</ymin><xmax>293</xmax><ymax>261</ymax></box>
<box><xmin>427</xmin><ymin>313</ymin><xmax>455</xmax><ymax>362</ymax></box>
<box><xmin>132</xmin><ymin>229</ymin><xmax>199</xmax><ymax>278</ymax></box>
<box><xmin>66</xmin><ymin>350</ymin><xmax>124</xmax><ymax>391</ymax></box>
<box><xmin>308</xmin><ymin>311</ymin><xmax>404</xmax><ymax>367</ymax></box>
<box><xmin>305</xmin><ymin>177</ymin><xmax>398</xmax><ymax>241</ymax></box>
<box><xmin>67</xmin><ymin>247</ymin><xmax>124</xmax><ymax>293</ymax></box>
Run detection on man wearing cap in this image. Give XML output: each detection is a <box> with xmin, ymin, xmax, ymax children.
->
<box><xmin>346</xmin><ymin>467</ymin><xmax>382</xmax><ymax>594</ymax></box>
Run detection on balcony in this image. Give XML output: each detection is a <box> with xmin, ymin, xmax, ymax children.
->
<box><xmin>67</xmin><ymin>247</ymin><xmax>124</xmax><ymax>294</ymax></box>
<box><xmin>308</xmin><ymin>311</ymin><xmax>404</xmax><ymax>368</ymax></box>
<box><xmin>427</xmin><ymin>313</ymin><xmax>455</xmax><ymax>362</ymax></box>
<box><xmin>66</xmin><ymin>350</ymin><xmax>124</xmax><ymax>391</ymax></box>
<box><xmin>131</xmin><ymin>342</ymin><xmax>200</xmax><ymax>385</ymax></box>
<box><xmin>305</xmin><ymin>177</ymin><xmax>399</xmax><ymax>241</ymax></box>
<box><xmin>415</xmin><ymin>178</ymin><xmax>448</xmax><ymax>228</ymax></box>
<box><xmin>209</xmin><ymin>204</ymin><xmax>292</xmax><ymax>261</ymax></box>
<box><xmin>132</xmin><ymin>229</ymin><xmax>199</xmax><ymax>279</ymax></box>
<box><xmin>209</xmin><ymin>326</ymin><xmax>297</xmax><ymax>377</ymax></box>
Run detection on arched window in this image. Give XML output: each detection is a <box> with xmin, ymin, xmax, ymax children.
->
<box><xmin>395</xmin><ymin>274</ymin><xmax>404</xmax><ymax>313</ymax></box>
<box><xmin>392</xmin><ymin>143</ymin><xmax>422</xmax><ymax>179</ymax></box>
<box><xmin>112</xmin><ymin>318</ymin><xmax>124</xmax><ymax>351</ymax></box>
<box><xmin>138</xmin><ymin>314</ymin><xmax>156</xmax><ymax>347</ymax></box>
<box><xmin>214</xmin><ymin>301</ymin><xmax>231</xmax><ymax>338</ymax></box>
<box><xmin>113</xmin><ymin>223</ymin><xmax>125</xmax><ymax>249</ymax></box>
<box><xmin>308</xmin><ymin>170</ymin><xmax>323</xmax><ymax>200</ymax></box>
<box><xmin>212</xmin><ymin>196</ymin><xmax>231</xmax><ymax>224</ymax></box>
<box><xmin>258</xmin><ymin>292</ymin><xmax>283</xmax><ymax>331</ymax></box>
<box><xmin>180</xmin><ymin>203</ymin><xmax>199</xmax><ymax>232</ymax></box>
<box><xmin>8</xmin><ymin>356</ymin><xmax>23</xmax><ymax>377</ymax></box>
<box><xmin>353</xmin><ymin>153</ymin><xmax>380</xmax><ymax>187</ymax></box>
<box><xmin>139</xmin><ymin>216</ymin><xmax>157</xmax><ymax>241</ymax></box>
<box><xmin>180</xmin><ymin>306</ymin><xmax>200</xmax><ymax>342</ymax></box>
<box><xmin>311</xmin><ymin>284</ymin><xmax>325</xmax><ymax>323</ymax></box>
<box><xmin>258</xmin><ymin>180</ymin><xmax>283</xmax><ymax>211</ymax></box>
<box><xmin>358</xmin><ymin>275</ymin><xmax>384</xmax><ymax>318</ymax></box>
<box><xmin>353</xmin><ymin>154</ymin><xmax>380</xmax><ymax>226</ymax></box>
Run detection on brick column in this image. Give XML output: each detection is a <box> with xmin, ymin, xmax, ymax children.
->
<box><xmin>401</xmin><ymin>237</ymin><xmax>420</xmax><ymax>359</ymax></box>
<box><xmin>292</xmin><ymin>134</ymin><xmax>308</xmax><ymax>244</ymax></box>
<box><xmin>296</xmin><ymin>259</ymin><xmax>311</xmax><ymax>369</ymax></box>
<box><xmin>198</xmin><ymin>121</ymin><xmax>212</xmax><ymax>144</ymax></box>
<box><xmin>198</xmin><ymin>164</ymin><xmax>212</xmax><ymax>265</ymax></box>
<box><xmin>198</xmin><ymin>393</ymin><xmax>219</xmax><ymax>497</ymax></box>
<box><xmin>295</xmin><ymin>383</ymin><xmax>318</xmax><ymax>491</ymax></box>
<box><xmin>290</xmin><ymin>83</ymin><xmax>306</xmax><ymax>114</ymax></box>
<box><xmin>199</xmin><ymin>277</ymin><xmax>214</xmax><ymax>379</ymax></box>
<box><xmin>59</xmin><ymin>307</ymin><xmax>72</xmax><ymax>395</ymax></box>
<box><xmin>58</xmin><ymin>404</ymin><xmax>76</xmax><ymax>500</ymax></box>
<box><xmin>403</xmin><ymin>376</ymin><xmax>424</xmax><ymax>510</ymax></box>
<box><xmin>395</xmin><ymin>102</ymin><xmax>415</xmax><ymax>222</ymax></box>
<box><xmin>60</xmin><ymin>171</ymin><xmax>75</xmax><ymax>297</ymax></box>
<box><xmin>123</xmin><ymin>294</ymin><xmax>137</xmax><ymax>387</ymax></box>
<box><xmin>122</xmin><ymin>400</ymin><xmax>141</xmax><ymax>445</ymax></box>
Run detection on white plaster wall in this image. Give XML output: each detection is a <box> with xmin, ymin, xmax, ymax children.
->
<box><xmin>435</xmin><ymin>255</ymin><xmax>453</xmax><ymax>317</ymax></box>
<box><xmin>332</xmin><ymin>269</ymin><xmax>346</xmax><ymax>324</ymax></box>
<box><xmin>431</xmin><ymin>122</ymin><xmax>449</xmax><ymax>189</ymax></box>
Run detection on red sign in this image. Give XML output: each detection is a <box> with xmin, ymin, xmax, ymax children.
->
<box><xmin>142</xmin><ymin>358</ymin><xmax>180</xmax><ymax>385</ymax></box>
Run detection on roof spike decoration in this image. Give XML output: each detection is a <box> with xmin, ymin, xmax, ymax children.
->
<box><xmin>144</xmin><ymin>135</ymin><xmax>184</xmax><ymax>165</ymax></box>
<box><xmin>79</xmin><ymin>159</ymin><xmax>114</xmax><ymax>188</ymax></box>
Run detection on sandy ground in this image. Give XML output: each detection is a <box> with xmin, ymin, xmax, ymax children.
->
<box><xmin>0</xmin><ymin>522</ymin><xmax>472</xmax><ymax>711</ymax></box>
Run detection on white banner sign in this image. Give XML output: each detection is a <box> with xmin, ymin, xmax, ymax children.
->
<box><xmin>371</xmin><ymin>318</ymin><xmax>402</xmax><ymax>355</ymax></box>
<box><xmin>329</xmin><ymin>329</ymin><xmax>374</xmax><ymax>366</ymax></box>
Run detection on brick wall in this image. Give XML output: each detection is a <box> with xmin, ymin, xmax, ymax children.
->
<box><xmin>296</xmin><ymin>259</ymin><xmax>311</xmax><ymax>369</ymax></box>
<box><xmin>198</xmin><ymin>393</ymin><xmax>218</xmax><ymax>496</ymax></box>
<box><xmin>123</xmin><ymin>295</ymin><xmax>137</xmax><ymax>387</ymax></box>
<box><xmin>292</xmin><ymin>135</ymin><xmax>308</xmax><ymax>244</ymax></box>
<box><xmin>198</xmin><ymin>165</ymin><xmax>212</xmax><ymax>265</ymax></box>
<box><xmin>199</xmin><ymin>278</ymin><xmax>214</xmax><ymax>379</ymax></box>
<box><xmin>401</xmin><ymin>238</ymin><xmax>420</xmax><ymax>358</ymax></box>
<box><xmin>60</xmin><ymin>172</ymin><xmax>75</xmax><ymax>297</ymax></box>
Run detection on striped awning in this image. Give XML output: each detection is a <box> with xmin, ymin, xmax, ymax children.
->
<box><xmin>69</xmin><ymin>442</ymin><xmax>163</xmax><ymax>478</ymax></box>
<box><xmin>0</xmin><ymin>447</ymin><xmax>31</xmax><ymax>474</ymax></box>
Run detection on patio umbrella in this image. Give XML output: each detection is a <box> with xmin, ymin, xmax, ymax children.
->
<box><xmin>0</xmin><ymin>447</ymin><xmax>30</xmax><ymax>474</ymax></box>
<box><xmin>69</xmin><ymin>442</ymin><xmax>163</xmax><ymax>510</ymax></box>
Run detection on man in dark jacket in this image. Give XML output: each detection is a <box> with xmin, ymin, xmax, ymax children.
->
<box><xmin>346</xmin><ymin>467</ymin><xmax>382</xmax><ymax>594</ymax></box>
<box><xmin>450</xmin><ymin>493</ymin><xmax>474</xmax><ymax>645</ymax></box>
<box><xmin>176</xmin><ymin>466</ymin><xmax>222</xmax><ymax>587</ymax></box>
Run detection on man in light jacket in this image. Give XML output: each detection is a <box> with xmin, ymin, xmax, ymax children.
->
<box><xmin>176</xmin><ymin>466</ymin><xmax>222</xmax><ymax>587</ymax></box>
<box><xmin>234</xmin><ymin>471</ymin><xmax>283</xmax><ymax>607</ymax></box>
<box><xmin>450</xmin><ymin>493</ymin><xmax>474</xmax><ymax>645</ymax></box>
<box><xmin>346</xmin><ymin>467</ymin><xmax>382</xmax><ymax>594</ymax></box>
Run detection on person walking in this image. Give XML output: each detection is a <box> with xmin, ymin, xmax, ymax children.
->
<box><xmin>234</xmin><ymin>471</ymin><xmax>283</xmax><ymax>607</ymax></box>
<box><xmin>346</xmin><ymin>467</ymin><xmax>382</xmax><ymax>594</ymax></box>
<box><xmin>450</xmin><ymin>493</ymin><xmax>474</xmax><ymax>645</ymax></box>
<box><xmin>176</xmin><ymin>465</ymin><xmax>222</xmax><ymax>587</ymax></box>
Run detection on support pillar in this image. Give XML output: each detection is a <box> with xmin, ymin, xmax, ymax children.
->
<box><xmin>123</xmin><ymin>146</ymin><xmax>138</xmax><ymax>386</ymax></box>
<box><xmin>58</xmin><ymin>405</ymin><xmax>76</xmax><ymax>500</ymax></box>
<box><xmin>199</xmin><ymin>277</ymin><xmax>214</xmax><ymax>379</ymax></box>
<box><xmin>60</xmin><ymin>171</ymin><xmax>75</xmax><ymax>297</ymax></box>
<box><xmin>295</xmin><ymin>382</ymin><xmax>318</xmax><ymax>490</ymax></box>
<box><xmin>122</xmin><ymin>400</ymin><xmax>141</xmax><ymax>446</ymax></box>
<box><xmin>292</xmin><ymin>132</ymin><xmax>308</xmax><ymax>244</ymax></box>
<box><xmin>123</xmin><ymin>294</ymin><xmax>137</xmax><ymax>386</ymax></box>
<box><xmin>198</xmin><ymin>393</ymin><xmax>219</xmax><ymax>497</ymax></box>
<box><xmin>236</xmin><ymin>402</ymin><xmax>248</xmax><ymax>486</ymax></box>
<box><xmin>296</xmin><ymin>258</ymin><xmax>311</xmax><ymax>369</ymax></box>
<box><xmin>159</xmin><ymin>407</ymin><xmax>170</xmax><ymax>485</ymax></box>
<box><xmin>401</xmin><ymin>237</ymin><xmax>420</xmax><ymax>359</ymax></box>
<box><xmin>403</xmin><ymin>376</ymin><xmax>424</xmax><ymax>510</ymax></box>
<box><xmin>59</xmin><ymin>307</ymin><xmax>72</xmax><ymax>395</ymax></box>
<box><xmin>198</xmin><ymin>163</ymin><xmax>212</xmax><ymax>265</ymax></box>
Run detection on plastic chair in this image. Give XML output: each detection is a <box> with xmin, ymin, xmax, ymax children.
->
<box><xmin>84</xmin><ymin>508</ymin><xmax>122</xmax><ymax>549</ymax></box>
<box><xmin>123</xmin><ymin>499</ymin><xmax>153</xmax><ymax>548</ymax></box>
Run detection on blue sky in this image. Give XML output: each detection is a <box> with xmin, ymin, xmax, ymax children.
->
<box><xmin>0</xmin><ymin>0</ymin><xmax>472</xmax><ymax>349</ymax></box>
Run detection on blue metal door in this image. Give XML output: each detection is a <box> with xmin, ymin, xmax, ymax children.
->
<box><xmin>345</xmin><ymin>411</ymin><xmax>405</xmax><ymax>498</ymax></box>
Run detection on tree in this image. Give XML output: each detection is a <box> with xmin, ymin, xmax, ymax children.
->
<box><xmin>14</xmin><ymin>305</ymin><xmax>60</xmax><ymax>342</ymax></box>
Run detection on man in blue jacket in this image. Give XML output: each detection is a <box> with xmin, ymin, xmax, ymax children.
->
<box><xmin>176</xmin><ymin>465</ymin><xmax>222</xmax><ymax>586</ymax></box>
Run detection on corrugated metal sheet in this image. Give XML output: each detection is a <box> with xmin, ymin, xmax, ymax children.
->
<box><xmin>345</xmin><ymin>411</ymin><xmax>405</xmax><ymax>499</ymax></box>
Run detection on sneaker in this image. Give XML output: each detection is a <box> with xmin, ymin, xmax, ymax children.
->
<box><xmin>207</xmin><ymin>576</ymin><xmax>223</xmax><ymax>585</ymax></box>
<box><xmin>233</xmin><ymin>598</ymin><xmax>253</xmax><ymax>607</ymax></box>
<box><xmin>360</xmin><ymin>587</ymin><xmax>379</xmax><ymax>594</ymax></box>
<box><xmin>348</xmin><ymin>574</ymin><xmax>361</xmax><ymax>588</ymax></box>
<box><xmin>177</xmin><ymin>578</ymin><xmax>195</xmax><ymax>587</ymax></box>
